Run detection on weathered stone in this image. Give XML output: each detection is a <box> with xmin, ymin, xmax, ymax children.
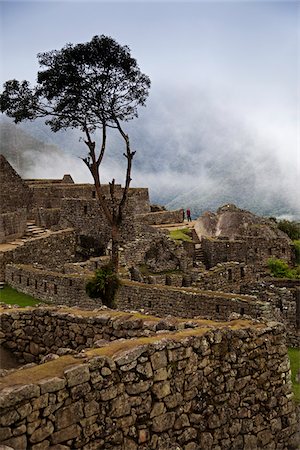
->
<box><xmin>110</xmin><ymin>394</ymin><xmax>131</xmax><ymax>418</ymax></box>
<box><xmin>150</xmin><ymin>351</ymin><xmax>167</xmax><ymax>370</ymax></box>
<box><xmin>84</xmin><ymin>400</ymin><xmax>99</xmax><ymax>418</ymax></box>
<box><xmin>32</xmin><ymin>393</ymin><xmax>49</xmax><ymax>410</ymax></box>
<box><xmin>174</xmin><ymin>414</ymin><xmax>190</xmax><ymax>430</ymax></box>
<box><xmin>152</xmin><ymin>412</ymin><xmax>175</xmax><ymax>432</ymax></box>
<box><xmin>30</xmin><ymin>421</ymin><xmax>54</xmax><ymax>443</ymax></box>
<box><xmin>126</xmin><ymin>381</ymin><xmax>151</xmax><ymax>395</ymax></box>
<box><xmin>138</xmin><ymin>428</ymin><xmax>150</xmax><ymax>444</ymax></box>
<box><xmin>152</xmin><ymin>381</ymin><xmax>171</xmax><ymax>399</ymax></box>
<box><xmin>100</xmin><ymin>384</ymin><xmax>124</xmax><ymax>401</ymax></box>
<box><xmin>199</xmin><ymin>432</ymin><xmax>214</xmax><ymax>449</ymax></box>
<box><xmin>0</xmin><ymin>385</ymin><xmax>40</xmax><ymax>408</ymax></box>
<box><xmin>64</xmin><ymin>365</ymin><xmax>90</xmax><ymax>387</ymax></box>
<box><xmin>136</xmin><ymin>362</ymin><xmax>153</xmax><ymax>378</ymax></box>
<box><xmin>244</xmin><ymin>434</ymin><xmax>258</xmax><ymax>450</ymax></box>
<box><xmin>0</xmin><ymin>427</ymin><xmax>12</xmax><ymax>441</ymax></box>
<box><xmin>51</xmin><ymin>424</ymin><xmax>81</xmax><ymax>444</ymax></box>
<box><xmin>153</xmin><ymin>368</ymin><xmax>168</xmax><ymax>381</ymax></box>
<box><xmin>32</xmin><ymin>441</ymin><xmax>50</xmax><ymax>450</ymax></box>
<box><xmin>55</xmin><ymin>401</ymin><xmax>84</xmax><ymax>430</ymax></box>
<box><xmin>39</xmin><ymin>378</ymin><xmax>66</xmax><ymax>394</ymax></box>
<box><xmin>2</xmin><ymin>434</ymin><xmax>27</xmax><ymax>450</ymax></box>
<box><xmin>114</xmin><ymin>346</ymin><xmax>146</xmax><ymax>366</ymax></box>
<box><xmin>150</xmin><ymin>402</ymin><xmax>165</xmax><ymax>418</ymax></box>
<box><xmin>29</xmin><ymin>341</ymin><xmax>40</xmax><ymax>355</ymax></box>
<box><xmin>0</xmin><ymin>409</ymin><xmax>20</xmax><ymax>426</ymax></box>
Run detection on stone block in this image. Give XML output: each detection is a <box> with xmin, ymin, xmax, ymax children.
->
<box><xmin>152</xmin><ymin>412</ymin><xmax>175</xmax><ymax>432</ymax></box>
<box><xmin>30</xmin><ymin>421</ymin><xmax>54</xmax><ymax>443</ymax></box>
<box><xmin>64</xmin><ymin>365</ymin><xmax>90</xmax><ymax>387</ymax></box>
<box><xmin>0</xmin><ymin>385</ymin><xmax>40</xmax><ymax>408</ymax></box>
<box><xmin>39</xmin><ymin>378</ymin><xmax>66</xmax><ymax>394</ymax></box>
<box><xmin>150</xmin><ymin>351</ymin><xmax>167</xmax><ymax>370</ymax></box>
<box><xmin>55</xmin><ymin>401</ymin><xmax>84</xmax><ymax>430</ymax></box>
<box><xmin>51</xmin><ymin>424</ymin><xmax>81</xmax><ymax>444</ymax></box>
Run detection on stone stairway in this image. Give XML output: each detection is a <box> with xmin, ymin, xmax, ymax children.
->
<box><xmin>24</xmin><ymin>221</ymin><xmax>48</xmax><ymax>239</ymax></box>
<box><xmin>193</xmin><ymin>243</ymin><xmax>207</xmax><ymax>268</ymax></box>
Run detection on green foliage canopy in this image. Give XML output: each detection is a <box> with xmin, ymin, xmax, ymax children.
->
<box><xmin>277</xmin><ymin>220</ymin><xmax>300</xmax><ymax>240</ymax></box>
<box><xmin>0</xmin><ymin>35</ymin><xmax>151</xmax><ymax>132</ymax></box>
<box><xmin>268</xmin><ymin>258</ymin><xmax>300</xmax><ymax>279</ymax></box>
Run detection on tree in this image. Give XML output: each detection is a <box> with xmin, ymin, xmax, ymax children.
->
<box><xmin>0</xmin><ymin>35</ymin><xmax>151</xmax><ymax>271</ymax></box>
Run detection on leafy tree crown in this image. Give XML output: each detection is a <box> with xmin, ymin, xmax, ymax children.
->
<box><xmin>0</xmin><ymin>35</ymin><xmax>151</xmax><ymax>132</ymax></box>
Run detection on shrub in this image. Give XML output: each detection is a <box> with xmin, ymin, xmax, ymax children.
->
<box><xmin>277</xmin><ymin>220</ymin><xmax>300</xmax><ymax>240</ymax></box>
<box><xmin>268</xmin><ymin>258</ymin><xmax>300</xmax><ymax>279</ymax></box>
<box><xmin>86</xmin><ymin>263</ymin><xmax>120</xmax><ymax>308</ymax></box>
<box><xmin>293</xmin><ymin>240</ymin><xmax>300</xmax><ymax>265</ymax></box>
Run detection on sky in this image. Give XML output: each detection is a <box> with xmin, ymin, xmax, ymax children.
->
<box><xmin>0</xmin><ymin>0</ymin><xmax>299</xmax><ymax>216</ymax></box>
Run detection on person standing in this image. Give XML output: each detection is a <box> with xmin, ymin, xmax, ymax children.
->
<box><xmin>186</xmin><ymin>208</ymin><xmax>191</xmax><ymax>222</ymax></box>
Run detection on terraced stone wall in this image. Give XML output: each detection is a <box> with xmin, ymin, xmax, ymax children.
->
<box><xmin>0</xmin><ymin>319</ymin><xmax>298</xmax><ymax>450</ymax></box>
<box><xmin>201</xmin><ymin>237</ymin><xmax>293</xmax><ymax>269</ymax></box>
<box><xmin>5</xmin><ymin>264</ymin><xmax>95</xmax><ymax>308</ymax></box>
<box><xmin>0</xmin><ymin>229</ymin><xmax>76</xmax><ymax>281</ymax></box>
<box><xmin>115</xmin><ymin>281</ymin><xmax>268</xmax><ymax>321</ymax></box>
<box><xmin>0</xmin><ymin>308</ymin><xmax>192</xmax><ymax>363</ymax></box>
<box><xmin>137</xmin><ymin>209</ymin><xmax>184</xmax><ymax>226</ymax></box>
<box><xmin>0</xmin><ymin>209</ymin><xmax>27</xmax><ymax>244</ymax></box>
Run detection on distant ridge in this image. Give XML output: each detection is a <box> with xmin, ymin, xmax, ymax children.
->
<box><xmin>0</xmin><ymin>118</ymin><xmax>62</xmax><ymax>176</ymax></box>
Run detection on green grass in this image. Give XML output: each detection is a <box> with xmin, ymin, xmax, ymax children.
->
<box><xmin>0</xmin><ymin>285</ymin><xmax>41</xmax><ymax>307</ymax></box>
<box><xmin>169</xmin><ymin>228</ymin><xmax>192</xmax><ymax>242</ymax></box>
<box><xmin>288</xmin><ymin>347</ymin><xmax>300</xmax><ymax>403</ymax></box>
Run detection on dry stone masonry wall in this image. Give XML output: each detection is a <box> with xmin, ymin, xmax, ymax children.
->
<box><xmin>0</xmin><ymin>315</ymin><xmax>298</xmax><ymax>450</ymax></box>
<box><xmin>5</xmin><ymin>264</ymin><xmax>95</xmax><ymax>308</ymax></box>
<box><xmin>0</xmin><ymin>229</ymin><xmax>76</xmax><ymax>281</ymax></box>
<box><xmin>115</xmin><ymin>281</ymin><xmax>269</xmax><ymax>321</ymax></box>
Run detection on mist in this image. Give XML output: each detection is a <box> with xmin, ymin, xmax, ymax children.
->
<box><xmin>11</xmin><ymin>82</ymin><xmax>298</xmax><ymax>220</ymax></box>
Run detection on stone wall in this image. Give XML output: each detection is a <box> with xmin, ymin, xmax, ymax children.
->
<box><xmin>0</xmin><ymin>307</ymin><xmax>201</xmax><ymax>362</ymax></box>
<box><xmin>201</xmin><ymin>237</ymin><xmax>293</xmax><ymax>269</ymax></box>
<box><xmin>0</xmin><ymin>316</ymin><xmax>298</xmax><ymax>450</ymax></box>
<box><xmin>0</xmin><ymin>209</ymin><xmax>27</xmax><ymax>243</ymax></box>
<box><xmin>137</xmin><ymin>209</ymin><xmax>184</xmax><ymax>226</ymax></box>
<box><xmin>121</xmin><ymin>234</ymin><xmax>193</xmax><ymax>273</ymax></box>
<box><xmin>0</xmin><ymin>155</ymin><xmax>31</xmax><ymax>215</ymax></box>
<box><xmin>240</xmin><ymin>281</ymin><xmax>300</xmax><ymax>347</ymax></box>
<box><xmin>59</xmin><ymin>199</ymin><xmax>111</xmax><ymax>251</ymax></box>
<box><xmin>191</xmin><ymin>262</ymin><xmax>258</xmax><ymax>293</ymax></box>
<box><xmin>0</xmin><ymin>229</ymin><xmax>76</xmax><ymax>281</ymax></box>
<box><xmin>115</xmin><ymin>280</ymin><xmax>268</xmax><ymax>321</ymax></box>
<box><xmin>34</xmin><ymin>208</ymin><xmax>61</xmax><ymax>229</ymax></box>
<box><xmin>5</xmin><ymin>264</ymin><xmax>95</xmax><ymax>308</ymax></box>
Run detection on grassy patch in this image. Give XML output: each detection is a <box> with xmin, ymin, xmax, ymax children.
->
<box><xmin>0</xmin><ymin>285</ymin><xmax>41</xmax><ymax>307</ymax></box>
<box><xmin>288</xmin><ymin>347</ymin><xmax>300</xmax><ymax>403</ymax></box>
<box><xmin>169</xmin><ymin>228</ymin><xmax>192</xmax><ymax>242</ymax></box>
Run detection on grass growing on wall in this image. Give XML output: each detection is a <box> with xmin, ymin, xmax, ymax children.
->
<box><xmin>0</xmin><ymin>285</ymin><xmax>40</xmax><ymax>307</ymax></box>
<box><xmin>288</xmin><ymin>348</ymin><xmax>300</xmax><ymax>403</ymax></box>
<box><xmin>169</xmin><ymin>228</ymin><xmax>192</xmax><ymax>242</ymax></box>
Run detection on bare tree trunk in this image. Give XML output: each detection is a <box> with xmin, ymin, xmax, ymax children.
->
<box><xmin>111</xmin><ymin>223</ymin><xmax>120</xmax><ymax>272</ymax></box>
<box><xmin>82</xmin><ymin>121</ymin><xmax>134</xmax><ymax>274</ymax></box>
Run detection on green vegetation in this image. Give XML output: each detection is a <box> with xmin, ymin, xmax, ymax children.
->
<box><xmin>169</xmin><ymin>227</ymin><xmax>192</xmax><ymax>242</ymax></box>
<box><xmin>277</xmin><ymin>220</ymin><xmax>300</xmax><ymax>240</ymax></box>
<box><xmin>86</xmin><ymin>263</ymin><xmax>120</xmax><ymax>308</ymax></box>
<box><xmin>293</xmin><ymin>240</ymin><xmax>300</xmax><ymax>265</ymax></box>
<box><xmin>288</xmin><ymin>348</ymin><xmax>300</xmax><ymax>403</ymax></box>
<box><xmin>0</xmin><ymin>285</ymin><xmax>40</xmax><ymax>307</ymax></box>
<box><xmin>267</xmin><ymin>259</ymin><xmax>300</xmax><ymax>279</ymax></box>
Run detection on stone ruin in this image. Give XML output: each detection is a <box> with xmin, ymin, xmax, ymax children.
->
<box><xmin>0</xmin><ymin>154</ymin><xmax>299</xmax><ymax>449</ymax></box>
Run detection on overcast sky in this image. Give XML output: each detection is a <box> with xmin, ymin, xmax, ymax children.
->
<box><xmin>0</xmin><ymin>0</ymin><xmax>299</xmax><ymax>214</ymax></box>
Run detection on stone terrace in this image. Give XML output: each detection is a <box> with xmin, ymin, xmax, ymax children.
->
<box><xmin>0</xmin><ymin>308</ymin><xmax>298</xmax><ymax>450</ymax></box>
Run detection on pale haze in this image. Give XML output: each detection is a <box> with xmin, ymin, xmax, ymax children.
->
<box><xmin>0</xmin><ymin>0</ymin><xmax>299</xmax><ymax>218</ymax></box>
